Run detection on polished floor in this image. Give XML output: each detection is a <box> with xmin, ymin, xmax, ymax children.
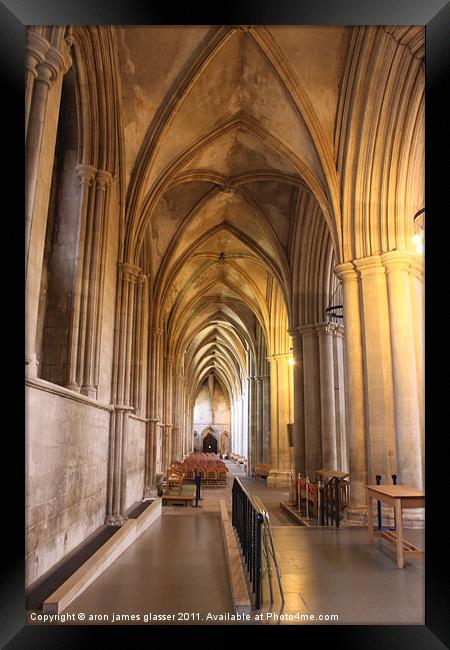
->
<box><xmin>35</xmin><ymin>460</ymin><xmax>424</xmax><ymax>625</ymax></box>
<box><xmin>62</xmin><ymin>510</ymin><xmax>234</xmax><ymax>625</ymax></box>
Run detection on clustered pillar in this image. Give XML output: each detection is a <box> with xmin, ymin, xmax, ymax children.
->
<box><xmin>106</xmin><ymin>263</ymin><xmax>139</xmax><ymax>524</ymax></box>
<box><xmin>335</xmin><ymin>251</ymin><xmax>424</xmax><ymax>522</ymax></box>
<box><xmin>25</xmin><ymin>29</ymin><xmax>72</xmax><ymax>379</ymax></box>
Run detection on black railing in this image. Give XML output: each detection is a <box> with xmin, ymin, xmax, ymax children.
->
<box><xmin>320</xmin><ymin>477</ymin><xmax>342</xmax><ymax>528</ymax></box>
<box><xmin>231</xmin><ymin>477</ymin><xmax>264</xmax><ymax>608</ymax></box>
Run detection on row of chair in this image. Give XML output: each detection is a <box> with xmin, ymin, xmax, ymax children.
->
<box><xmin>165</xmin><ymin>459</ymin><xmax>229</xmax><ymax>488</ymax></box>
<box><xmin>228</xmin><ymin>452</ymin><xmax>247</xmax><ymax>471</ymax></box>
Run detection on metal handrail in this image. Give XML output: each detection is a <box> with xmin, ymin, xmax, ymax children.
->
<box><xmin>231</xmin><ymin>477</ymin><xmax>284</xmax><ymax>608</ymax></box>
<box><xmin>232</xmin><ymin>477</ymin><xmax>264</xmax><ymax>608</ymax></box>
<box><xmin>251</xmin><ymin>494</ymin><xmax>284</xmax><ymax>605</ymax></box>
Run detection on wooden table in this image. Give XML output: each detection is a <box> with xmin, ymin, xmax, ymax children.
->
<box><xmin>366</xmin><ymin>484</ymin><xmax>425</xmax><ymax>568</ymax></box>
<box><xmin>162</xmin><ymin>485</ymin><xmax>196</xmax><ymax>507</ymax></box>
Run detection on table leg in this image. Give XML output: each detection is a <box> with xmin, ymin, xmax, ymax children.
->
<box><xmin>394</xmin><ymin>499</ymin><xmax>404</xmax><ymax>568</ymax></box>
<box><xmin>367</xmin><ymin>490</ymin><xmax>374</xmax><ymax>543</ymax></box>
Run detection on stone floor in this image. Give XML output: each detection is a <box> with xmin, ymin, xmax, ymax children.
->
<box><xmin>29</xmin><ymin>460</ymin><xmax>425</xmax><ymax>626</ymax></box>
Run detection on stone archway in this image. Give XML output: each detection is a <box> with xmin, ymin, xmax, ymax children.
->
<box><xmin>220</xmin><ymin>431</ymin><xmax>230</xmax><ymax>456</ymax></box>
<box><xmin>203</xmin><ymin>432</ymin><xmax>218</xmax><ymax>453</ymax></box>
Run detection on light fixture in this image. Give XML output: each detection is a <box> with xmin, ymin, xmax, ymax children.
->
<box><xmin>413</xmin><ymin>207</ymin><xmax>425</xmax><ymax>255</ymax></box>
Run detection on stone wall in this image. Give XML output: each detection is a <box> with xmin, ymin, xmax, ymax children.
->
<box><xmin>126</xmin><ymin>416</ymin><xmax>146</xmax><ymax>509</ymax></box>
<box><xmin>25</xmin><ymin>381</ymin><xmax>111</xmax><ymax>587</ymax></box>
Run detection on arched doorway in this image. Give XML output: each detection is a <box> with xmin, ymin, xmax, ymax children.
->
<box><xmin>203</xmin><ymin>432</ymin><xmax>217</xmax><ymax>453</ymax></box>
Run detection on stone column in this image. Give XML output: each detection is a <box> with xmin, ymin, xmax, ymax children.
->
<box><xmin>144</xmin><ymin>326</ymin><xmax>161</xmax><ymax>497</ymax></box>
<box><xmin>334</xmin><ymin>263</ymin><xmax>367</xmax><ymax>511</ymax></box>
<box><xmin>81</xmin><ymin>170</ymin><xmax>113</xmax><ymax>398</ymax></box>
<box><xmin>289</xmin><ymin>330</ymin><xmax>305</xmax><ymax>476</ymax></box>
<box><xmin>381</xmin><ymin>251</ymin><xmax>422</xmax><ymax>488</ymax></box>
<box><xmin>248</xmin><ymin>376</ymin><xmax>257</xmax><ymax>474</ymax></box>
<box><xmin>268</xmin><ymin>356</ymin><xmax>279</xmax><ymax>472</ymax></box>
<box><xmin>409</xmin><ymin>258</ymin><xmax>425</xmax><ymax>484</ymax></box>
<box><xmin>300</xmin><ymin>326</ymin><xmax>322</xmax><ymax>477</ymax></box>
<box><xmin>317</xmin><ymin>323</ymin><xmax>338</xmax><ymax>469</ymax></box>
<box><xmin>261</xmin><ymin>376</ymin><xmax>270</xmax><ymax>463</ymax></box>
<box><xmin>25</xmin><ymin>31</ymin><xmax>49</xmax><ymax>135</ymax></box>
<box><xmin>65</xmin><ymin>164</ymin><xmax>96</xmax><ymax>390</ymax></box>
<box><xmin>278</xmin><ymin>354</ymin><xmax>292</xmax><ymax>473</ymax></box>
<box><xmin>333</xmin><ymin>325</ymin><xmax>348</xmax><ymax>472</ymax></box>
<box><xmin>25</xmin><ymin>41</ymin><xmax>72</xmax><ymax>378</ymax></box>
<box><xmin>132</xmin><ymin>274</ymin><xmax>147</xmax><ymax>414</ymax></box>
<box><xmin>93</xmin><ymin>174</ymin><xmax>114</xmax><ymax>394</ymax></box>
<box><xmin>105</xmin><ymin>263</ymin><xmax>139</xmax><ymax>524</ymax></box>
<box><xmin>355</xmin><ymin>256</ymin><xmax>397</xmax><ymax>484</ymax></box>
<box><xmin>267</xmin><ymin>355</ymin><xmax>291</xmax><ymax>486</ymax></box>
<box><xmin>25</xmin><ymin>45</ymin><xmax>70</xmax><ymax>268</ymax></box>
<box><xmin>255</xmin><ymin>377</ymin><xmax>262</xmax><ymax>463</ymax></box>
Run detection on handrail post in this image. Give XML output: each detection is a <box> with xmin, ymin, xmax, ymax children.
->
<box><xmin>376</xmin><ymin>474</ymin><xmax>382</xmax><ymax>529</ymax></box>
<box><xmin>391</xmin><ymin>474</ymin><xmax>398</xmax><ymax>530</ymax></box>
<box><xmin>306</xmin><ymin>476</ymin><xmax>310</xmax><ymax>520</ymax></box>
<box><xmin>255</xmin><ymin>513</ymin><xmax>264</xmax><ymax>609</ymax></box>
<box><xmin>335</xmin><ymin>477</ymin><xmax>340</xmax><ymax>528</ymax></box>
<box><xmin>317</xmin><ymin>480</ymin><xmax>322</xmax><ymax>524</ymax></box>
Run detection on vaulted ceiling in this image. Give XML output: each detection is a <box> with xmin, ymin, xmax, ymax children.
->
<box><xmin>115</xmin><ymin>25</ymin><xmax>350</xmax><ymax>401</ymax></box>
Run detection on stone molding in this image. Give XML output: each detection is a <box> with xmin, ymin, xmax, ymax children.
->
<box><xmin>354</xmin><ymin>254</ymin><xmax>385</xmax><ymax>277</ymax></box>
<box><xmin>296</xmin><ymin>323</ymin><xmax>317</xmax><ymax>336</ymax></box>
<box><xmin>381</xmin><ymin>250</ymin><xmax>415</xmax><ymax>273</ymax></box>
<box><xmin>129</xmin><ymin>414</ymin><xmax>149</xmax><ymax>423</ymax></box>
<box><xmin>315</xmin><ymin>322</ymin><xmax>340</xmax><ymax>336</ymax></box>
<box><xmin>266</xmin><ymin>353</ymin><xmax>291</xmax><ymax>362</ymax></box>
<box><xmin>334</xmin><ymin>261</ymin><xmax>358</xmax><ymax>283</ymax></box>
<box><xmin>409</xmin><ymin>257</ymin><xmax>425</xmax><ymax>280</ymax></box>
<box><xmin>76</xmin><ymin>164</ymin><xmax>97</xmax><ymax>185</ymax></box>
<box><xmin>95</xmin><ymin>169</ymin><xmax>113</xmax><ymax>189</ymax></box>
<box><xmin>36</xmin><ymin>46</ymin><xmax>70</xmax><ymax>87</ymax></box>
<box><xmin>26</xmin><ymin>376</ymin><xmax>113</xmax><ymax>412</ymax></box>
<box><xmin>118</xmin><ymin>262</ymin><xmax>140</xmax><ymax>276</ymax></box>
<box><xmin>26</xmin><ymin>32</ymin><xmax>50</xmax><ymax>76</ymax></box>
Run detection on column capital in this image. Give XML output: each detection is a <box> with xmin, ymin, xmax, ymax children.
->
<box><xmin>76</xmin><ymin>164</ymin><xmax>97</xmax><ymax>185</ymax></box>
<box><xmin>409</xmin><ymin>256</ymin><xmax>425</xmax><ymax>280</ymax></box>
<box><xmin>118</xmin><ymin>262</ymin><xmax>140</xmax><ymax>277</ymax></box>
<box><xmin>36</xmin><ymin>46</ymin><xmax>67</xmax><ymax>87</ymax></box>
<box><xmin>136</xmin><ymin>273</ymin><xmax>148</xmax><ymax>286</ymax></box>
<box><xmin>297</xmin><ymin>323</ymin><xmax>317</xmax><ymax>336</ymax></box>
<box><xmin>26</xmin><ymin>32</ymin><xmax>50</xmax><ymax>75</ymax></box>
<box><xmin>354</xmin><ymin>254</ymin><xmax>385</xmax><ymax>277</ymax></box>
<box><xmin>334</xmin><ymin>261</ymin><xmax>357</xmax><ymax>283</ymax></box>
<box><xmin>381</xmin><ymin>250</ymin><xmax>415</xmax><ymax>273</ymax></box>
<box><xmin>95</xmin><ymin>169</ymin><xmax>113</xmax><ymax>189</ymax></box>
<box><xmin>287</xmin><ymin>328</ymin><xmax>302</xmax><ymax>339</ymax></box>
<box><xmin>315</xmin><ymin>321</ymin><xmax>339</xmax><ymax>336</ymax></box>
<box><xmin>267</xmin><ymin>352</ymin><xmax>291</xmax><ymax>362</ymax></box>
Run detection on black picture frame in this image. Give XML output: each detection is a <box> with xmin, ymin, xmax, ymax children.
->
<box><xmin>3</xmin><ymin>0</ymin><xmax>448</xmax><ymax>647</ymax></box>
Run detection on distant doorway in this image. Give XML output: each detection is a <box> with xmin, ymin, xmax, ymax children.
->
<box><xmin>203</xmin><ymin>432</ymin><xmax>217</xmax><ymax>453</ymax></box>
